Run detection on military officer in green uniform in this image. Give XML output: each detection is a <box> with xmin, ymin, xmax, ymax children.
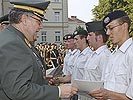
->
<box><xmin>0</xmin><ymin>1</ymin><xmax>78</xmax><ymax>100</ymax></box>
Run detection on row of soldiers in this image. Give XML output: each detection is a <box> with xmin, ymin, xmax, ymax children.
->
<box><xmin>34</xmin><ymin>38</ymin><xmax>116</xmax><ymax>72</ymax></box>
<box><xmin>49</xmin><ymin>10</ymin><xmax>133</xmax><ymax>100</ymax></box>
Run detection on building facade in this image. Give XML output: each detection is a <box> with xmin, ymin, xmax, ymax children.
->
<box><xmin>0</xmin><ymin>0</ymin><xmax>86</xmax><ymax>45</ymax></box>
<box><xmin>68</xmin><ymin>16</ymin><xmax>86</xmax><ymax>34</ymax></box>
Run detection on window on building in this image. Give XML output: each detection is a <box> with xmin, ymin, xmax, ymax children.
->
<box><xmin>55</xmin><ymin>31</ymin><xmax>61</xmax><ymax>42</ymax></box>
<box><xmin>41</xmin><ymin>31</ymin><xmax>47</xmax><ymax>42</ymax></box>
<box><xmin>54</xmin><ymin>0</ymin><xmax>60</xmax><ymax>2</ymax></box>
<box><xmin>54</xmin><ymin>12</ymin><xmax>60</xmax><ymax>22</ymax></box>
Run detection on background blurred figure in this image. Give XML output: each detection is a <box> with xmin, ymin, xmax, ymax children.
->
<box><xmin>49</xmin><ymin>34</ymin><xmax>79</xmax><ymax>100</ymax></box>
<box><xmin>0</xmin><ymin>14</ymin><xmax>9</xmax><ymax>30</ymax></box>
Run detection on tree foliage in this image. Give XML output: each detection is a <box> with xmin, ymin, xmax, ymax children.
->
<box><xmin>75</xmin><ymin>26</ymin><xmax>85</xmax><ymax>31</ymax></box>
<box><xmin>92</xmin><ymin>0</ymin><xmax>133</xmax><ymax>36</ymax></box>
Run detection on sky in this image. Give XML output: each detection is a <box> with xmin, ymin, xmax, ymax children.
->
<box><xmin>68</xmin><ymin>0</ymin><xmax>99</xmax><ymax>22</ymax></box>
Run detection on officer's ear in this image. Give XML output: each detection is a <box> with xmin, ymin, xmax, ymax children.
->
<box><xmin>21</xmin><ymin>14</ymin><xmax>28</xmax><ymax>25</ymax></box>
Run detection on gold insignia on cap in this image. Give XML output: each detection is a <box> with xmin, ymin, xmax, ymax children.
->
<box><xmin>14</xmin><ymin>5</ymin><xmax>45</xmax><ymax>15</ymax></box>
<box><xmin>104</xmin><ymin>17</ymin><xmax>110</xmax><ymax>24</ymax></box>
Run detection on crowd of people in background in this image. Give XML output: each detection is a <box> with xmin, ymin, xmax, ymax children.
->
<box><xmin>35</xmin><ymin>42</ymin><xmax>66</xmax><ymax>69</ymax></box>
<box><xmin>34</xmin><ymin>40</ymin><xmax>115</xmax><ymax>71</ymax></box>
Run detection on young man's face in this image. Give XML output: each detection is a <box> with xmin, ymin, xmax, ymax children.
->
<box><xmin>74</xmin><ymin>35</ymin><xmax>84</xmax><ymax>50</ymax></box>
<box><xmin>87</xmin><ymin>32</ymin><xmax>97</xmax><ymax>47</ymax></box>
<box><xmin>65</xmin><ymin>39</ymin><xmax>75</xmax><ymax>49</ymax></box>
<box><xmin>63</xmin><ymin>40</ymin><xmax>68</xmax><ymax>49</ymax></box>
<box><xmin>105</xmin><ymin>19</ymin><xmax>126</xmax><ymax>46</ymax></box>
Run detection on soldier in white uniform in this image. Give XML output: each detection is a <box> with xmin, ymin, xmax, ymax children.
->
<box><xmin>49</xmin><ymin>34</ymin><xmax>79</xmax><ymax>100</ymax></box>
<box><xmin>72</xmin><ymin>29</ymin><xmax>93</xmax><ymax>80</ymax></box>
<box><xmin>63</xmin><ymin>34</ymin><xmax>80</xmax><ymax>77</ymax></box>
<box><xmin>72</xmin><ymin>29</ymin><xmax>93</xmax><ymax>100</ymax></box>
<box><xmin>89</xmin><ymin>10</ymin><xmax>133</xmax><ymax>100</ymax></box>
<box><xmin>84</xmin><ymin>21</ymin><xmax>111</xmax><ymax>81</ymax></box>
<box><xmin>78</xmin><ymin>21</ymin><xmax>111</xmax><ymax>100</ymax></box>
<box><xmin>62</xmin><ymin>34</ymin><xmax>80</xmax><ymax>100</ymax></box>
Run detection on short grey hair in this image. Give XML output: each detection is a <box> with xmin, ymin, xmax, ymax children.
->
<box><xmin>8</xmin><ymin>8</ymin><xmax>34</xmax><ymax>24</ymax></box>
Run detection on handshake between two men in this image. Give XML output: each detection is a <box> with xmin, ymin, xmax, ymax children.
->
<box><xmin>46</xmin><ymin>75</ymin><xmax>78</xmax><ymax>99</ymax></box>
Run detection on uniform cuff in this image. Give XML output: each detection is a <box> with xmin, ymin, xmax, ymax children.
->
<box><xmin>58</xmin><ymin>86</ymin><xmax>61</xmax><ymax>97</ymax></box>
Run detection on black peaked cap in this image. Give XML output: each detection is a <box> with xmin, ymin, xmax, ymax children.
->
<box><xmin>0</xmin><ymin>14</ymin><xmax>9</xmax><ymax>24</ymax></box>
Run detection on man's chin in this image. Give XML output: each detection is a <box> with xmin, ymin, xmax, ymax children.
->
<box><xmin>34</xmin><ymin>39</ymin><xmax>37</xmax><ymax>41</ymax></box>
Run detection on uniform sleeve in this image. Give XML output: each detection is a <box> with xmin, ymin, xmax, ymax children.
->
<box><xmin>62</xmin><ymin>55</ymin><xmax>68</xmax><ymax>75</ymax></box>
<box><xmin>126</xmin><ymin>61</ymin><xmax>133</xmax><ymax>99</ymax></box>
<box><xmin>126</xmin><ymin>48</ymin><xmax>133</xmax><ymax>99</ymax></box>
<box><xmin>126</xmin><ymin>79</ymin><xmax>133</xmax><ymax>99</ymax></box>
<box><xmin>0</xmin><ymin>39</ymin><xmax>59</xmax><ymax>100</ymax></box>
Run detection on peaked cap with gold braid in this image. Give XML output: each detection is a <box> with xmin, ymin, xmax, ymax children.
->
<box><xmin>10</xmin><ymin>1</ymin><xmax>50</xmax><ymax>21</ymax></box>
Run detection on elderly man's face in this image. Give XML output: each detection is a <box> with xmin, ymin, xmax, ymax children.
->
<box><xmin>24</xmin><ymin>14</ymin><xmax>43</xmax><ymax>43</ymax></box>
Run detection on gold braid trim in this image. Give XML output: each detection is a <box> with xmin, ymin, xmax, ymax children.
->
<box><xmin>24</xmin><ymin>38</ymin><xmax>32</xmax><ymax>48</ymax></box>
<box><xmin>14</xmin><ymin>5</ymin><xmax>45</xmax><ymax>15</ymax></box>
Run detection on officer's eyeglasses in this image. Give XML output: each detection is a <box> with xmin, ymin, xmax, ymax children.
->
<box><xmin>104</xmin><ymin>23</ymin><xmax>124</xmax><ymax>32</ymax></box>
<box><xmin>30</xmin><ymin>16</ymin><xmax>42</xmax><ymax>26</ymax></box>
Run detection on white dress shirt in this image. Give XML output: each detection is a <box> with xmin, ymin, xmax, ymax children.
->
<box><xmin>83</xmin><ymin>45</ymin><xmax>111</xmax><ymax>81</ymax></box>
<box><xmin>102</xmin><ymin>38</ymin><xmax>133</xmax><ymax>99</ymax></box>
<box><xmin>72</xmin><ymin>47</ymin><xmax>93</xmax><ymax>81</ymax></box>
<box><xmin>63</xmin><ymin>49</ymin><xmax>80</xmax><ymax>75</ymax></box>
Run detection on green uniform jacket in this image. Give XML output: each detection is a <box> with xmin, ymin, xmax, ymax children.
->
<box><xmin>0</xmin><ymin>25</ymin><xmax>59</xmax><ymax>100</ymax></box>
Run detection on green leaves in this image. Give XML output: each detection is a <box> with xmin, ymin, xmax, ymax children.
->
<box><xmin>92</xmin><ymin>0</ymin><xmax>133</xmax><ymax>36</ymax></box>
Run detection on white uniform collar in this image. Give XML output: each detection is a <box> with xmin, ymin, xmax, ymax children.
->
<box><xmin>94</xmin><ymin>45</ymin><xmax>107</xmax><ymax>55</ymax></box>
<box><xmin>113</xmin><ymin>38</ymin><xmax>133</xmax><ymax>53</ymax></box>
<box><xmin>71</xmin><ymin>49</ymin><xmax>79</xmax><ymax>55</ymax></box>
<box><xmin>80</xmin><ymin>47</ymin><xmax>92</xmax><ymax>55</ymax></box>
